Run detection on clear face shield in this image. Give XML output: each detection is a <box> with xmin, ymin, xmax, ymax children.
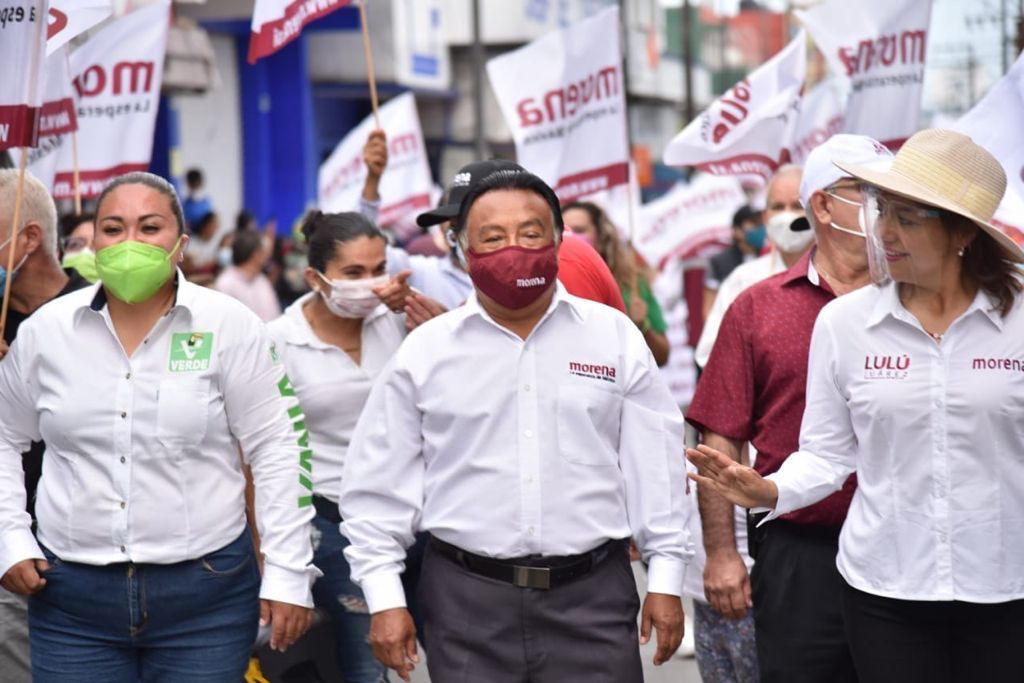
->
<box><xmin>859</xmin><ymin>187</ymin><xmax>947</xmax><ymax>287</ymax></box>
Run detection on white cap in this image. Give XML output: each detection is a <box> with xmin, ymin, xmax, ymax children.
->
<box><xmin>798</xmin><ymin>134</ymin><xmax>893</xmax><ymax>207</ymax></box>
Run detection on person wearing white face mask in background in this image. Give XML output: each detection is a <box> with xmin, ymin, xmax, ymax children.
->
<box><xmin>265</xmin><ymin>210</ymin><xmax>442</xmax><ymax>682</ymax></box>
<box><xmin>695</xmin><ymin>165</ymin><xmax>809</xmax><ymax>370</ymax></box>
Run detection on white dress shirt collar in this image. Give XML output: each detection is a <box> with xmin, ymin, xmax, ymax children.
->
<box><xmin>865</xmin><ymin>281</ymin><xmax>1004</xmax><ymax>332</ymax></box>
<box><xmin>276</xmin><ymin>292</ymin><xmax>391</xmax><ymax>349</ymax></box>
<box><xmin>452</xmin><ymin>281</ymin><xmax>586</xmax><ymax>335</ymax></box>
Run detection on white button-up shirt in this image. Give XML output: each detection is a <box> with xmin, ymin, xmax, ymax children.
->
<box><xmin>265</xmin><ymin>294</ymin><xmax>406</xmax><ymax>503</ymax></box>
<box><xmin>0</xmin><ymin>277</ymin><xmax>319</xmax><ymax>606</ymax></box>
<box><xmin>767</xmin><ymin>281</ymin><xmax>1024</xmax><ymax>603</ymax></box>
<box><xmin>339</xmin><ymin>283</ymin><xmax>692</xmax><ymax>613</ymax></box>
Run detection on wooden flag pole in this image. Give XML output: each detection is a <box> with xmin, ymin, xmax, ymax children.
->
<box><xmin>71</xmin><ymin>129</ymin><xmax>82</xmax><ymax>215</ymax></box>
<box><xmin>358</xmin><ymin>0</ymin><xmax>381</xmax><ymax>128</ymax></box>
<box><xmin>0</xmin><ymin>153</ymin><xmax>29</xmax><ymax>341</ymax></box>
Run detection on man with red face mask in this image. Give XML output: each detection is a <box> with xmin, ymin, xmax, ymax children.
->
<box><xmin>338</xmin><ymin>169</ymin><xmax>692</xmax><ymax>683</ymax></box>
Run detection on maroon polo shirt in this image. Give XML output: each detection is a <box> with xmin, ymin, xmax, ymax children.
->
<box><xmin>686</xmin><ymin>250</ymin><xmax>856</xmax><ymax>528</ymax></box>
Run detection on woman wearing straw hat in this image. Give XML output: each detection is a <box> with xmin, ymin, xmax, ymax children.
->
<box><xmin>687</xmin><ymin>129</ymin><xmax>1024</xmax><ymax>682</ymax></box>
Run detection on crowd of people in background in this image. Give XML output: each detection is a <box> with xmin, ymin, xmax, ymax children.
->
<box><xmin>1</xmin><ymin>125</ymin><xmax>1023</xmax><ymax>683</ymax></box>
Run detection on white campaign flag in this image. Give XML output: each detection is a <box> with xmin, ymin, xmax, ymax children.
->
<box><xmin>0</xmin><ymin>0</ymin><xmax>48</xmax><ymax>151</ymax></box>
<box><xmin>486</xmin><ymin>6</ymin><xmax>629</xmax><ymax>202</ymax></box>
<box><xmin>49</xmin><ymin>1</ymin><xmax>169</xmax><ymax>199</ymax></box>
<box><xmin>46</xmin><ymin>0</ymin><xmax>111</xmax><ymax>55</ymax></box>
<box><xmin>318</xmin><ymin>92</ymin><xmax>433</xmax><ymax>225</ymax></box>
<box><xmin>795</xmin><ymin>0</ymin><xmax>932</xmax><ymax>148</ymax></box>
<box><xmin>787</xmin><ymin>76</ymin><xmax>846</xmax><ymax>164</ymax></box>
<box><xmin>953</xmin><ymin>52</ymin><xmax>1024</xmax><ymax>244</ymax></box>
<box><xmin>633</xmin><ymin>175</ymin><xmax>747</xmax><ymax>270</ymax></box>
<box><xmin>249</xmin><ymin>0</ymin><xmax>353</xmax><ymax>63</ymax></box>
<box><xmin>663</xmin><ymin>30</ymin><xmax>806</xmax><ymax>184</ymax></box>
<box><xmin>21</xmin><ymin>47</ymin><xmax>78</xmax><ymax>191</ymax></box>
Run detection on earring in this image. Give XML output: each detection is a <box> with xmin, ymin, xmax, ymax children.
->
<box><xmin>957</xmin><ymin>247</ymin><xmax>965</xmax><ymax>257</ymax></box>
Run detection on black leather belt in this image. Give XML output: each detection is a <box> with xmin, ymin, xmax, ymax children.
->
<box><xmin>312</xmin><ymin>495</ymin><xmax>341</xmax><ymax>525</ymax></box>
<box><xmin>429</xmin><ymin>535</ymin><xmax>627</xmax><ymax>590</ymax></box>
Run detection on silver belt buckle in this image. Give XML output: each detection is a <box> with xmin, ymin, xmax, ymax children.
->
<box><xmin>513</xmin><ymin>565</ymin><xmax>551</xmax><ymax>590</ymax></box>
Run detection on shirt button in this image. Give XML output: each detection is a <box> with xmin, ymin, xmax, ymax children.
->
<box><xmin>125</xmin><ymin>372</ymin><xmax>131</xmax><ymax>380</ymax></box>
<box><xmin>527</xmin><ymin>526</ymin><xmax>535</xmax><ymax>535</ymax></box>
<box><xmin>120</xmin><ymin>456</ymin><xmax>126</xmax><ymax>464</ymax></box>
<box><xmin>525</xmin><ymin>476</ymin><xmax>534</xmax><ymax>484</ymax></box>
<box><xmin>120</xmin><ymin>501</ymin><xmax>126</xmax><ymax>509</ymax></box>
<box><xmin>524</xmin><ymin>384</ymin><xmax>531</xmax><ymax>392</ymax></box>
<box><xmin>524</xmin><ymin>429</ymin><xmax>533</xmax><ymax>438</ymax></box>
<box><xmin>120</xmin><ymin>545</ymin><xmax>126</xmax><ymax>553</ymax></box>
<box><xmin>120</xmin><ymin>411</ymin><xmax>127</xmax><ymax>419</ymax></box>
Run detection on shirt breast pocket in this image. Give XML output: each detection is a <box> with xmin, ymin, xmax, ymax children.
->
<box><xmin>156</xmin><ymin>378</ymin><xmax>210</xmax><ymax>450</ymax></box>
<box><xmin>556</xmin><ymin>383</ymin><xmax>622</xmax><ymax>467</ymax></box>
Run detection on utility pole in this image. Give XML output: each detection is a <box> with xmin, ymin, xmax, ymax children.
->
<box><xmin>1001</xmin><ymin>0</ymin><xmax>1009</xmax><ymax>73</ymax></box>
<box><xmin>1018</xmin><ymin>0</ymin><xmax>1024</xmax><ymax>56</ymax></box>
<box><xmin>682</xmin><ymin>0</ymin><xmax>695</xmax><ymax>123</ymax></box>
<box><xmin>967</xmin><ymin>44</ymin><xmax>977</xmax><ymax>111</ymax></box>
<box><xmin>471</xmin><ymin>0</ymin><xmax>489</xmax><ymax>160</ymax></box>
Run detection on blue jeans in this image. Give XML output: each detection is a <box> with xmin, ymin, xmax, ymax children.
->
<box><xmin>29</xmin><ymin>530</ymin><xmax>260</xmax><ymax>682</ymax></box>
<box><xmin>311</xmin><ymin>512</ymin><xmax>387</xmax><ymax>683</ymax></box>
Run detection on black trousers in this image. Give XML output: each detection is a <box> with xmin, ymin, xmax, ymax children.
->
<box><xmin>841</xmin><ymin>583</ymin><xmax>1024</xmax><ymax>683</ymax></box>
<box><xmin>748</xmin><ymin>518</ymin><xmax>858</xmax><ymax>683</ymax></box>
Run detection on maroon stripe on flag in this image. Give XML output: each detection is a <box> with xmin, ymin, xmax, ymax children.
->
<box><xmin>0</xmin><ymin>105</ymin><xmax>42</xmax><ymax>151</ymax></box>
<box><xmin>553</xmin><ymin>162</ymin><xmax>630</xmax><ymax>203</ymax></box>
<box><xmin>52</xmin><ymin>162</ymin><xmax>149</xmax><ymax>199</ymax></box>
<box><xmin>39</xmin><ymin>98</ymin><xmax>78</xmax><ymax>137</ymax></box>
<box><xmin>695</xmin><ymin>153</ymin><xmax>780</xmax><ymax>182</ymax></box>
<box><xmin>380</xmin><ymin>193</ymin><xmax>433</xmax><ymax>226</ymax></box>
<box><xmin>248</xmin><ymin>0</ymin><xmax>355</xmax><ymax>63</ymax></box>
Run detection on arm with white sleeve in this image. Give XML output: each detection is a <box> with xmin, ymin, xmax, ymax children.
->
<box><xmin>763</xmin><ymin>312</ymin><xmax>859</xmax><ymax>518</ymax></box>
<box><xmin>338</xmin><ymin>355</ymin><xmax>425</xmax><ymax>614</ymax></box>
<box><xmin>618</xmin><ymin>324</ymin><xmax>693</xmax><ymax>596</ymax></box>
<box><xmin>0</xmin><ymin>332</ymin><xmax>44</xmax><ymax>581</ymax></box>
<box><xmin>221</xmin><ymin>316</ymin><xmax>319</xmax><ymax>607</ymax></box>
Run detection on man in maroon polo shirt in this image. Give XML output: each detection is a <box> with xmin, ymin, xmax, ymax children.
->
<box><xmin>686</xmin><ymin>135</ymin><xmax>892</xmax><ymax>682</ymax></box>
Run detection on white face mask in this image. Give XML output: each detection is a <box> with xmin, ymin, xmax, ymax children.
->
<box><xmin>317</xmin><ymin>272</ymin><xmax>389</xmax><ymax>319</ymax></box>
<box><xmin>766</xmin><ymin>210</ymin><xmax>815</xmax><ymax>254</ymax></box>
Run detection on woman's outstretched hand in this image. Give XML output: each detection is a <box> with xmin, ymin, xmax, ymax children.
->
<box><xmin>686</xmin><ymin>444</ymin><xmax>779</xmax><ymax>510</ymax></box>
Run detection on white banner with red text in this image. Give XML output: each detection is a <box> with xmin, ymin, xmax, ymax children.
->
<box><xmin>663</xmin><ymin>30</ymin><xmax>806</xmax><ymax>185</ymax></box>
<box><xmin>633</xmin><ymin>175</ymin><xmax>747</xmax><ymax>271</ymax></box>
<box><xmin>249</xmin><ymin>0</ymin><xmax>353</xmax><ymax>63</ymax></box>
<box><xmin>486</xmin><ymin>6</ymin><xmax>629</xmax><ymax>202</ymax></box>
<box><xmin>795</xmin><ymin>0</ymin><xmax>932</xmax><ymax>149</ymax></box>
<box><xmin>47</xmin><ymin>1</ymin><xmax>169</xmax><ymax>199</ymax></box>
<box><xmin>0</xmin><ymin>0</ymin><xmax>48</xmax><ymax>151</ymax></box>
<box><xmin>786</xmin><ymin>76</ymin><xmax>846</xmax><ymax>165</ymax></box>
<box><xmin>953</xmin><ymin>51</ymin><xmax>1024</xmax><ymax>244</ymax></box>
<box><xmin>20</xmin><ymin>47</ymin><xmax>78</xmax><ymax>191</ymax></box>
<box><xmin>318</xmin><ymin>91</ymin><xmax>434</xmax><ymax>225</ymax></box>
<box><xmin>46</xmin><ymin>0</ymin><xmax>111</xmax><ymax>55</ymax></box>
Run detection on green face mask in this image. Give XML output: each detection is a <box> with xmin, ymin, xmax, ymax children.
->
<box><xmin>96</xmin><ymin>238</ymin><xmax>181</xmax><ymax>304</ymax></box>
<box><xmin>62</xmin><ymin>248</ymin><xmax>100</xmax><ymax>283</ymax></box>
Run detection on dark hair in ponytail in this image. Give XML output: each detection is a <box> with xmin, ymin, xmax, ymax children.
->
<box><xmin>300</xmin><ymin>210</ymin><xmax>385</xmax><ymax>273</ymax></box>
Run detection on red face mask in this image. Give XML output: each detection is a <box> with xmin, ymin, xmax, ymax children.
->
<box><xmin>467</xmin><ymin>243</ymin><xmax>558</xmax><ymax>310</ymax></box>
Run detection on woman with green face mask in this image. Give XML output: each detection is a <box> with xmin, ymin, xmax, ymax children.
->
<box><xmin>0</xmin><ymin>172</ymin><xmax>320</xmax><ymax>681</ymax></box>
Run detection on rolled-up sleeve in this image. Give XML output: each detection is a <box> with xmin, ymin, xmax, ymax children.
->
<box><xmin>618</xmin><ymin>325</ymin><xmax>692</xmax><ymax>597</ymax></box>
<box><xmin>764</xmin><ymin>312</ymin><xmax>858</xmax><ymax>520</ymax></box>
<box><xmin>0</xmin><ymin>332</ymin><xmax>44</xmax><ymax>578</ymax></box>
<box><xmin>339</xmin><ymin>356</ymin><xmax>425</xmax><ymax>614</ymax></box>
<box><xmin>221</xmin><ymin>316</ymin><xmax>319</xmax><ymax>607</ymax></box>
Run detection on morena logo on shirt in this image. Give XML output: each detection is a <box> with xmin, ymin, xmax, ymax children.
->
<box><xmin>168</xmin><ymin>332</ymin><xmax>214</xmax><ymax>372</ymax></box>
<box><xmin>863</xmin><ymin>354</ymin><xmax>911</xmax><ymax>380</ymax></box>
<box><xmin>569</xmin><ymin>361</ymin><xmax>616</xmax><ymax>384</ymax></box>
<box><xmin>972</xmin><ymin>357</ymin><xmax>1024</xmax><ymax>373</ymax></box>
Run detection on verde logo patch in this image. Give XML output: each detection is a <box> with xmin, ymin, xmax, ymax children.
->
<box><xmin>169</xmin><ymin>332</ymin><xmax>214</xmax><ymax>372</ymax></box>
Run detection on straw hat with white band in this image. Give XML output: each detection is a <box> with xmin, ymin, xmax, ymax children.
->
<box><xmin>833</xmin><ymin>128</ymin><xmax>1024</xmax><ymax>263</ymax></box>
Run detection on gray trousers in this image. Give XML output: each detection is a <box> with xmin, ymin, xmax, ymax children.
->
<box><xmin>0</xmin><ymin>589</ymin><xmax>31</xmax><ymax>683</ymax></box>
<box><xmin>419</xmin><ymin>541</ymin><xmax>643</xmax><ymax>683</ymax></box>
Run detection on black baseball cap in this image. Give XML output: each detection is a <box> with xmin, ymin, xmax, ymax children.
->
<box><xmin>416</xmin><ymin>159</ymin><xmax>524</xmax><ymax>228</ymax></box>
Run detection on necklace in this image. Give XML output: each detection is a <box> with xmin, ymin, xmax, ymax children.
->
<box><xmin>925</xmin><ymin>329</ymin><xmax>943</xmax><ymax>343</ymax></box>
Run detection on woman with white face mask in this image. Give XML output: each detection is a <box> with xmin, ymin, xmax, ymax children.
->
<box><xmin>265</xmin><ymin>210</ymin><xmax>437</xmax><ymax>682</ymax></box>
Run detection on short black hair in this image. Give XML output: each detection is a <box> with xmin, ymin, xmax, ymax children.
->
<box><xmin>185</xmin><ymin>169</ymin><xmax>203</xmax><ymax>188</ymax></box>
<box><xmin>193</xmin><ymin>211</ymin><xmax>218</xmax><ymax>236</ymax></box>
<box><xmin>732</xmin><ymin>205</ymin><xmax>760</xmax><ymax>228</ymax></box>
<box><xmin>299</xmin><ymin>210</ymin><xmax>385</xmax><ymax>273</ymax></box>
<box><xmin>59</xmin><ymin>213</ymin><xmax>95</xmax><ymax>241</ymax></box>
<box><xmin>96</xmin><ymin>172</ymin><xmax>185</xmax><ymax>235</ymax></box>
<box><xmin>454</xmin><ymin>170</ymin><xmax>564</xmax><ymax>237</ymax></box>
<box><xmin>231</xmin><ymin>229</ymin><xmax>263</xmax><ymax>266</ymax></box>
